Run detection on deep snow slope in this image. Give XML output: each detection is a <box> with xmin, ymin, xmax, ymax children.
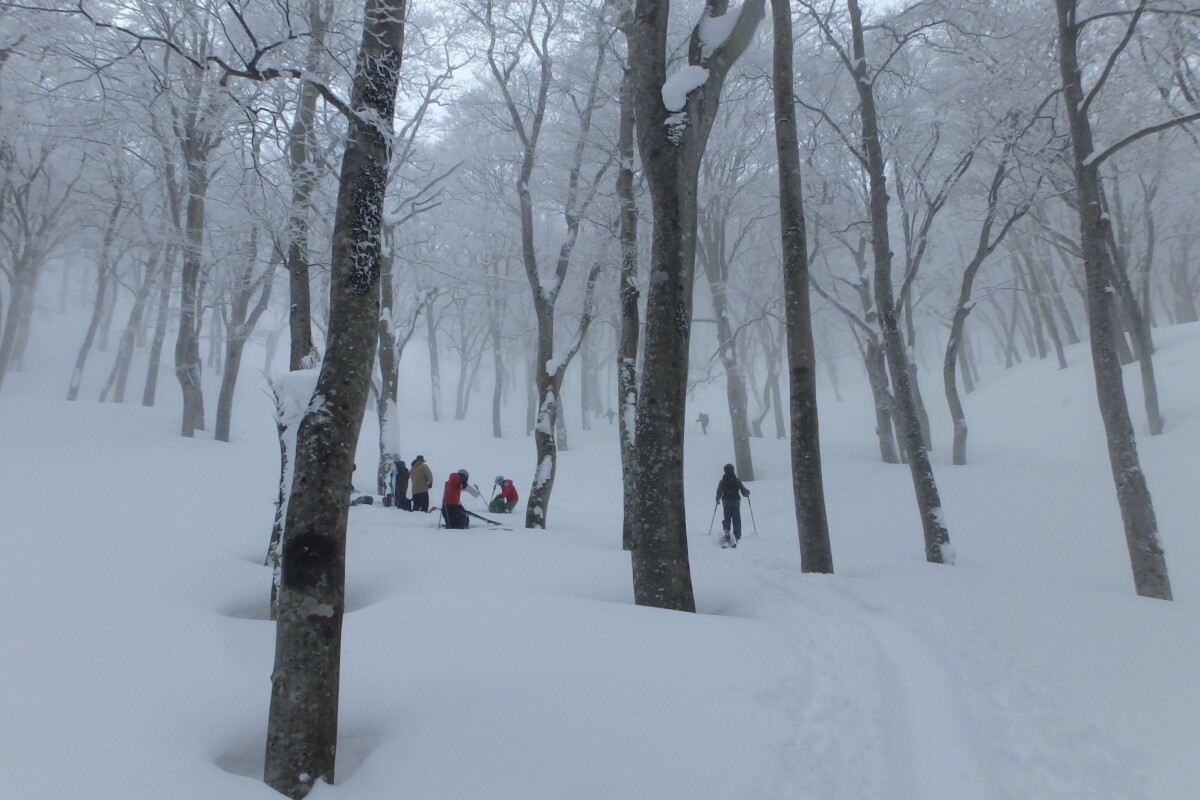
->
<box><xmin>2</xmin><ymin>317</ymin><xmax>1198</xmax><ymax>800</ymax></box>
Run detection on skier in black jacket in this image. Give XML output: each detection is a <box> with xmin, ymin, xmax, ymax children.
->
<box><xmin>715</xmin><ymin>463</ymin><xmax>750</xmax><ymax>547</ymax></box>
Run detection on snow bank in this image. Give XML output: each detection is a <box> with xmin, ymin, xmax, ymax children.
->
<box><xmin>4</xmin><ymin>309</ymin><xmax>1200</xmax><ymax>799</ymax></box>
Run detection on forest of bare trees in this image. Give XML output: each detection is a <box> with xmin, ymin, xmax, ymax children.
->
<box><xmin>1</xmin><ymin>0</ymin><xmax>1197</xmax><ymax>794</ymax></box>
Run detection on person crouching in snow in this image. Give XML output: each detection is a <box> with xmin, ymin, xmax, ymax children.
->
<box><xmin>716</xmin><ymin>463</ymin><xmax>750</xmax><ymax>547</ymax></box>
<box><xmin>489</xmin><ymin>475</ymin><xmax>519</xmax><ymax>513</ymax></box>
<box><xmin>442</xmin><ymin>469</ymin><xmax>481</xmax><ymax>529</ymax></box>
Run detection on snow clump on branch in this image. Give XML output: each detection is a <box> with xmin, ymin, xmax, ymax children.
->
<box><xmin>698</xmin><ymin>4</ymin><xmax>743</xmax><ymax>60</ymax></box>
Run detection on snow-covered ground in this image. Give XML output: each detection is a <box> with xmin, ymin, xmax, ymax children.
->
<box><xmin>3</xmin><ymin>310</ymin><xmax>1198</xmax><ymax>799</ymax></box>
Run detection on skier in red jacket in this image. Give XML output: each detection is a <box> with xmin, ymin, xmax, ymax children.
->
<box><xmin>442</xmin><ymin>469</ymin><xmax>481</xmax><ymax>529</ymax></box>
<box><xmin>489</xmin><ymin>475</ymin><xmax>519</xmax><ymax>513</ymax></box>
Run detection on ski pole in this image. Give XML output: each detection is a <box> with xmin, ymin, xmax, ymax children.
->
<box><xmin>747</xmin><ymin>496</ymin><xmax>758</xmax><ymax>537</ymax></box>
<box><xmin>707</xmin><ymin>501</ymin><xmax>718</xmax><ymax>535</ymax></box>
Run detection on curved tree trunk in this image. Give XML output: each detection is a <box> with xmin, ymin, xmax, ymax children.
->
<box><xmin>101</xmin><ymin>248</ymin><xmax>161</xmax><ymax>403</ymax></box>
<box><xmin>68</xmin><ymin>198</ymin><xmax>122</xmax><ymax>402</ymax></box>
<box><xmin>848</xmin><ymin>0</ymin><xmax>951</xmax><ymax>564</ymax></box>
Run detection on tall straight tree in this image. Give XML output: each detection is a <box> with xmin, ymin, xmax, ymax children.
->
<box><xmin>769</xmin><ymin>0</ymin><xmax>832</xmax><ymax>574</ymax></box>
<box><xmin>628</xmin><ymin>0</ymin><xmax>766</xmax><ymax>610</ymax></box>
<box><xmin>285</xmin><ymin>0</ymin><xmax>332</xmax><ymax>371</ymax></box>
<box><xmin>614</xmin><ymin>18</ymin><xmax>640</xmax><ymax>552</ymax></box>
<box><xmin>1051</xmin><ymin>0</ymin><xmax>1196</xmax><ymax>600</ymax></box>
<box><xmin>263</xmin><ymin>0</ymin><xmax>409</xmax><ymax>794</ymax></box>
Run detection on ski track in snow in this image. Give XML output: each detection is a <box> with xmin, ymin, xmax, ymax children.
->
<box><xmin>706</xmin><ymin>539</ymin><xmax>1149</xmax><ymax>800</ymax></box>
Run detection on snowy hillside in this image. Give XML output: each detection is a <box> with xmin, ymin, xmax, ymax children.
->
<box><xmin>3</xmin><ymin>322</ymin><xmax>1199</xmax><ymax>800</ymax></box>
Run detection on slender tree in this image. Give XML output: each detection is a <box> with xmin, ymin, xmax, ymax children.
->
<box><xmin>769</xmin><ymin>0</ymin><xmax>832</xmax><ymax>573</ymax></box>
<box><xmin>1051</xmin><ymin>0</ymin><xmax>1194</xmax><ymax>600</ymax></box>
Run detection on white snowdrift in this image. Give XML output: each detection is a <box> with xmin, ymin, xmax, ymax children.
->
<box><xmin>2</xmin><ymin>308</ymin><xmax>1199</xmax><ymax>799</ymax></box>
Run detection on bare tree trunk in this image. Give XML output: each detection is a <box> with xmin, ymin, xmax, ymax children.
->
<box><xmin>175</xmin><ymin>135</ymin><xmax>208</xmax><ymax>437</ymax></box>
<box><xmin>142</xmin><ymin>251</ymin><xmax>176</xmax><ymax>407</ymax></box>
<box><xmin>1038</xmin><ymin>256</ymin><xmax>1082</xmax><ymax>345</ymax></box>
<box><xmin>68</xmin><ymin>197</ymin><xmax>122</xmax><ymax>402</ymax></box>
<box><xmin>478</xmin><ymin>2</ymin><xmax>607</xmax><ymax>528</ymax></box>
<box><xmin>489</xmin><ymin>262</ymin><xmax>504</xmax><ymax>439</ymax></box>
<box><xmin>215</xmin><ymin>227</ymin><xmax>276</xmax><ymax>442</ymax></box>
<box><xmin>772</xmin><ymin>0</ymin><xmax>833</xmax><ymax>572</ymax></box>
<box><xmin>628</xmin><ymin>0</ymin><xmax>766</xmax><ymax>609</ymax></box>
<box><xmin>101</xmin><ymin>248</ymin><xmax>162</xmax><ymax>403</ymax></box>
<box><xmin>847</xmin><ymin>0</ymin><xmax>951</xmax><ymax>563</ymax></box>
<box><xmin>1103</xmin><ymin>220</ymin><xmax>1163</xmax><ymax>435</ymax></box>
<box><xmin>264</xmin><ymin>1</ymin><xmax>409</xmax><ymax>794</ymax></box>
<box><xmin>525</xmin><ymin>341</ymin><xmax>536</xmax><ymax>437</ymax></box>
<box><xmin>1015</xmin><ymin>256</ymin><xmax>1047</xmax><ymax>359</ymax></box>
<box><xmin>376</xmin><ymin>256</ymin><xmax>398</xmax><ymax>493</ymax></box>
<box><xmin>97</xmin><ymin>275</ymin><xmax>119</xmax><ymax>353</ymax></box>
<box><xmin>1020</xmin><ymin>245</ymin><xmax>1067</xmax><ymax>370</ymax></box>
<box><xmin>700</xmin><ymin>232</ymin><xmax>755</xmax><ymax>477</ymax></box>
<box><xmin>864</xmin><ymin>338</ymin><xmax>899</xmax><ymax>463</ymax></box>
<box><xmin>958</xmin><ymin>337</ymin><xmax>975</xmax><ymax>393</ymax></box>
<box><xmin>1053</xmin><ymin>0</ymin><xmax>1170</xmax><ymax>600</ymax></box>
<box><xmin>426</xmin><ymin>295</ymin><xmax>441</xmax><ymax>421</ymax></box>
<box><xmin>616</xmin><ymin>52</ymin><xmax>640</xmax><ymax>552</ymax></box>
<box><xmin>903</xmin><ymin>295</ymin><xmax>932</xmax><ymax>449</ymax></box>
<box><xmin>286</xmin><ymin>0</ymin><xmax>329</xmax><ymax>371</ymax></box>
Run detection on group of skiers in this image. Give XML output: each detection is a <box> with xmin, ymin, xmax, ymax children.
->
<box><xmin>385</xmin><ymin>454</ymin><xmax>750</xmax><ymax>545</ymax></box>
<box><xmin>385</xmin><ymin>455</ymin><xmax>434</xmax><ymax>512</ymax></box>
<box><xmin>385</xmin><ymin>455</ymin><xmax>520</xmax><ymax>530</ymax></box>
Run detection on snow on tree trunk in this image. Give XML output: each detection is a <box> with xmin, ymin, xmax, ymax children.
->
<box><xmin>616</xmin><ymin>50</ymin><xmax>640</xmax><ymax>552</ymax></box>
<box><xmin>628</xmin><ymin>0</ymin><xmax>766</xmax><ymax>611</ymax></box>
<box><xmin>264</xmin><ymin>1</ymin><xmax>409</xmax><ymax>795</ymax></box>
<box><xmin>286</xmin><ymin>0</ymin><xmax>328</xmax><ymax>371</ymax></box>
